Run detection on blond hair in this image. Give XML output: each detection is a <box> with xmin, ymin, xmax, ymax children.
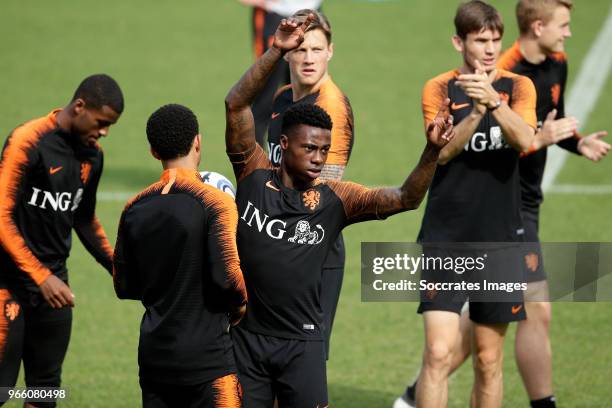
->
<box><xmin>516</xmin><ymin>0</ymin><xmax>573</xmax><ymax>35</ymax></box>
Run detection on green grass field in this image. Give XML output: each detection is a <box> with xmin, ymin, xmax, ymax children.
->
<box><xmin>1</xmin><ymin>0</ymin><xmax>611</xmax><ymax>406</ymax></box>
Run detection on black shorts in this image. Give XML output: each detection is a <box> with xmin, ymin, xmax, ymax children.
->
<box><xmin>521</xmin><ymin>209</ymin><xmax>547</xmax><ymax>283</ymax></box>
<box><xmin>0</xmin><ymin>289</ymin><xmax>72</xmax><ymax>408</ymax></box>
<box><xmin>140</xmin><ymin>374</ymin><xmax>242</xmax><ymax>408</ymax></box>
<box><xmin>321</xmin><ymin>233</ymin><xmax>345</xmax><ymax>359</ymax></box>
<box><xmin>231</xmin><ymin>326</ymin><xmax>327</xmax><ymax>408</ymax></box>
<box><xmin>417</xmin><ymin>245</ymin><xmax>526</xmax><ymax>324</ymax></box>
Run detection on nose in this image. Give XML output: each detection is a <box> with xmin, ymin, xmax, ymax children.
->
<box><xmin>304</xmin><ymin>49</ymin><xmax>314</xmax><ymax>63</ymax></box>
<box><xmin>98</xmin><ymin>127</ymin><xmax>109</xmax><ymax>137</ymax></box>
<box><xmin>312</xmin><ymin>150</ymin><xmax>325</xmax><ymax>165</ymax></box>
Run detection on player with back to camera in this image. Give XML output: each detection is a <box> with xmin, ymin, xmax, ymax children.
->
<box><xmin>225</xmin><ymin>14</ymin><xmax>455</xmax><ymax>408</ymax></box>
<box><xmin>113</xmin><ymin>104</ymin><xmax>247</xmax><ymax>407</ymax></box>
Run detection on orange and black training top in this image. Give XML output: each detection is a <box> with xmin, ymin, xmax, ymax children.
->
<box><xmin>267</xmin><ymin>77</ymin><xmax>354</xmax><ymax>168</ymax></box>
<box><xmin>229</xmin><ymin>145</ymin><xmax>388</xmax><ymax>341</ymax></box>
<box><xmin>267</xmin><ymin>77</ymin><xmax>355</xmax><ymax>270</ymax></box>
<box><xmin>113</xmin><ymin>168</ymin><xmax>247</xmax><ymax>385</ymax></box>
<box><xmin>498</xmin><ymin>41</ymin><xmax>579</xmax><ymax>213</ymax></box>
<box><xmin>0</xmin><ymin>110</ymin><xmax>113</xmax><ymax>296</ymax></box>
<box><xmin>418</xmin><ymin>69</ymin><xmax>537</xmax><ymax>243</ymax></box>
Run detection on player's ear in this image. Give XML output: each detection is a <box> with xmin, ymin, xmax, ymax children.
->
<box><xmin>283</xmin><ymin>51</ymin><xmax>290</xmax><ymax>62</ymax></box>
<box><xmin>72</xmin><ymin>98</ymin><xmax>86</xmax><ymax>116</ymax></box>
<box><xmin>532</xmin><ymin>20</ymin><xmax>544</xmax><ymax>37</ymax></box>
<box><xmin>327</xmin><ymin>42</ymin><xmax>334</xmax><ymax>61</ymax></box>
<box><xmin>193</xmin><ymin>133</ymin><xmax>202</xmax><ymax>153</ymax></box>
<box><xmin>280</xmin><ymin>134</ymin><xmax>289</xmax><ymax>150</ymax></box>
<box><xmin>150</xmin><ymin>147</ymin><xmax>161</xmax><ymax>161</ymax></box>
<box><xmin>451</xmin><ymin>35</ymin><xmax>464</xmax><ymax>53</ymax></box>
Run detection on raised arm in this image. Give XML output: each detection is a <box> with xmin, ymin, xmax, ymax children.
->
<box><xmin>225</xmin><ymin>15</ymin><xmax>314</xmax><ymax>155</ymax></box>
<box><xmin>379</xmin><ymin>99</ymin><xmax>455</xmax><ymax>215</ymax></box>
<box><xmin>334</xmin><ymin>99</ymin><xmax>455</xmax><ymax>224</ymax></box>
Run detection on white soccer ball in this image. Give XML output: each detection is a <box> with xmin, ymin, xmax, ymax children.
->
<box><xmin>199</xmin><ymin>171</ymin><xmax>236</xmax><ymax>199</ymax></box>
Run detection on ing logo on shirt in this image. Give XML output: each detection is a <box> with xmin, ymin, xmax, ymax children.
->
<box><xmin>288</xmin><ymin>220</ymin><xmax>325</xmax><ymax>245</ymax></box>
<box><xmin>80</xmin><ymin>161</ymin><xmax>92</xmax><ymax>185</ymax></box>
<box><xmin>302</xmin><ymin>189</ymin><xmax>321</xmax><ymax>211</ymax></box>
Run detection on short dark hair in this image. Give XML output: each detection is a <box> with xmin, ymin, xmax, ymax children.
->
<box><xmin>292</xmin><ymin>9</ymin><xmax>332</xmax><ymax>43</ymax></box>
<box><xmin>72</xmin><ymin>74</ymin><xmax>124</xmax><ymax>114</ymax></box>
<box><xmin>146</xmin><ymin>104</ymin><xmax>199</xmax><ymax>161</ymax></box>
<box><xmin>281</xmin><ymin>104</ymin><xmax>333</xmax><ymax>137</ymax></box>
<box><xmin>455</xmin><ymin>1</ymin><xmax>504</xmax><ymax>39</ymax></box>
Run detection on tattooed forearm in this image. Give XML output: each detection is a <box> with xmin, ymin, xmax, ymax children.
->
<box><xmin>377</xmin><ymin>143</ymin><xmax>440</xmax><ymax>216</ymax></box>
<box><xmin>225</xmin><ymin>47</ymin><xmax>284</xmax><ymax>154</ymax></box>
<box><xmin>320</xmin><ymin>164</ymin><xmax>345</xmax><ymax>181</ymax></box>
<box><xmin>226</xmin><ymin>47</ymin><xmax>284</xmax><ymax>111</ymax></box>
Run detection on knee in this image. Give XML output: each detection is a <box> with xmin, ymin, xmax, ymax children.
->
<box><xmin>424</xmin><ymin>341</ymin><xmax>453</xmax><ymax>373</ymax></box>
<box><xmin>474</xmin><ymin>347</ymin><xmax>503</xmax><ymax>381</ymax></box>
<box><xmin>528</xmin><ymin>302</ymin><xmax>552</xmax><ymax>330</ymax></box>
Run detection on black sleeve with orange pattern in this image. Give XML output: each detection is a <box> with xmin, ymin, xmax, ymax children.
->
<box><xmin>556</xmin><ymin>61</ymin><xmax>580</xmax><ymax>154</ymax></box>
<box><xmin>422</xmin><ymin>76</ymin><xmax>449</xmax><ymax>131</ymax></box>
<box><xmin>510</xmin><ymin>75</ymin><xmax>538</xmax><ymax>129</ymax></box>
<box><xmin>328</xmin><ymin>181</ymin><xmax>390</xmax><ymax>226</ymax></box>
<box><xmin>227</xmin><ymin>143</ymin><xmax>274</xmax><ymax>183</ymax></box>
<box><xmin>74</xmin><ymin>153</ymin><xmax>114</xmax><ymax>274</ymax></box>
<box><xmin>0</xmin><ymin>125</ymin><xmax>52</xmax><ymax>286</ymax></box>
<box><xmin>112</xmin><ymin>208</ymin><xmax>140</xmax><ymax>300</ymax></box>
<box><xmin>205</xmin><ymin>189</ymin><xmax>247</xmax><ymax>309</ymax></box>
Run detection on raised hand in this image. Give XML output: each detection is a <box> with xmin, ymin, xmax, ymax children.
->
<box><xmin>426</xmin><ymin>98</ymin><xmax>455</xmax><ymax>149</ymax></box>
<box><xmin>535</xmin><ymin>109</ymin><xmax>578</xmax><ymax>149</ymax></box>
<box><xmin>272</xmin><ymin>14</ymin><xmax>314</xmax><ymax>53</ymax></box>
<box><xmin>456</xmin><ymin>60</ymin><xmax>499</xmax><ymax>110</ymax></box>
<box><xmin>578</xmin><ymin>130</ymin><xmax>610</xmax><ymax>161</ymax></box>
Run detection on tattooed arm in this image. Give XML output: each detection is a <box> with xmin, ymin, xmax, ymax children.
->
<box><xmin>225</xmin><ymin>15</ymin><xmax>314</xmax><ymax>155</ymax></box>
<box><xmin>376</xmin><ymin>99</ymin><xmax>455</xmax><ymax>215</ymax></box>
<box><xmin>332</xmin><ymin>99</ymin><xmax>455</xmax><ymax>224</ymax></box>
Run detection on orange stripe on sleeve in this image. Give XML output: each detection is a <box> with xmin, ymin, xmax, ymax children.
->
<box><xmin>422</xmin><ymin>71</ymin><xmax>454</xmax><ymax>130</ymax></box>
<box><xmin>0</xmin><ymin>112</ymin><xmax>58</xmax><ymax>286</ymax></box>
<box><xmin>229</xmin><ymin>143</ymin><xmax>274</xmax><ymax>183</ymax></box>
<box><xmin>180</xmin><ymin>179</ymin><xmax>247</xmax><ymax>307</ymax></box>
<box><xmin>504</xmin><ymin>70</ymin><xmax>538</xmax><ymax>129</ymax></box>
<box><xmin>498</xmin><ymin>41</ymin><xmax>524</xmax><ymax>71</ymax></box>
<box><xmin>90</xmin><ymin>216</ymin><xmax>114</xmax><ymax>260</ymax></box>
<box><xmin>327</xmin><ymin>180</ymin><xmax>388</xmax><ymax>224</ymax></box>
<box><xmin>315</xmin><ymin>79</ymin><xmax>354</xmax><ymax>166</ymax></box>
<box><xmin>212</xmin><ymin>374</ymin><xmax>242</xmax><ymax>407</ymax></box>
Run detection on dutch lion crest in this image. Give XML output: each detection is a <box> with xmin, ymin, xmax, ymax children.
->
<box><xmin>288</xmin><ymin>220</ymin><xmax>325</xmax><ymax>245</ymax></box>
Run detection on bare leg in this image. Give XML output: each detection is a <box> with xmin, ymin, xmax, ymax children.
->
<box><xmin>515</xmin><ymin>281</ymin><xmax>553</xmax><ymax>400</ymax></box>
<box><xmin>471</xmin><ymin>322</ymin><xmax>508</xmax><ymax>408</ymax></box>
<box><xmin>416</xmin><ymin>311</ymin><xmax>461</xmax><ymax>408</ymax></box>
